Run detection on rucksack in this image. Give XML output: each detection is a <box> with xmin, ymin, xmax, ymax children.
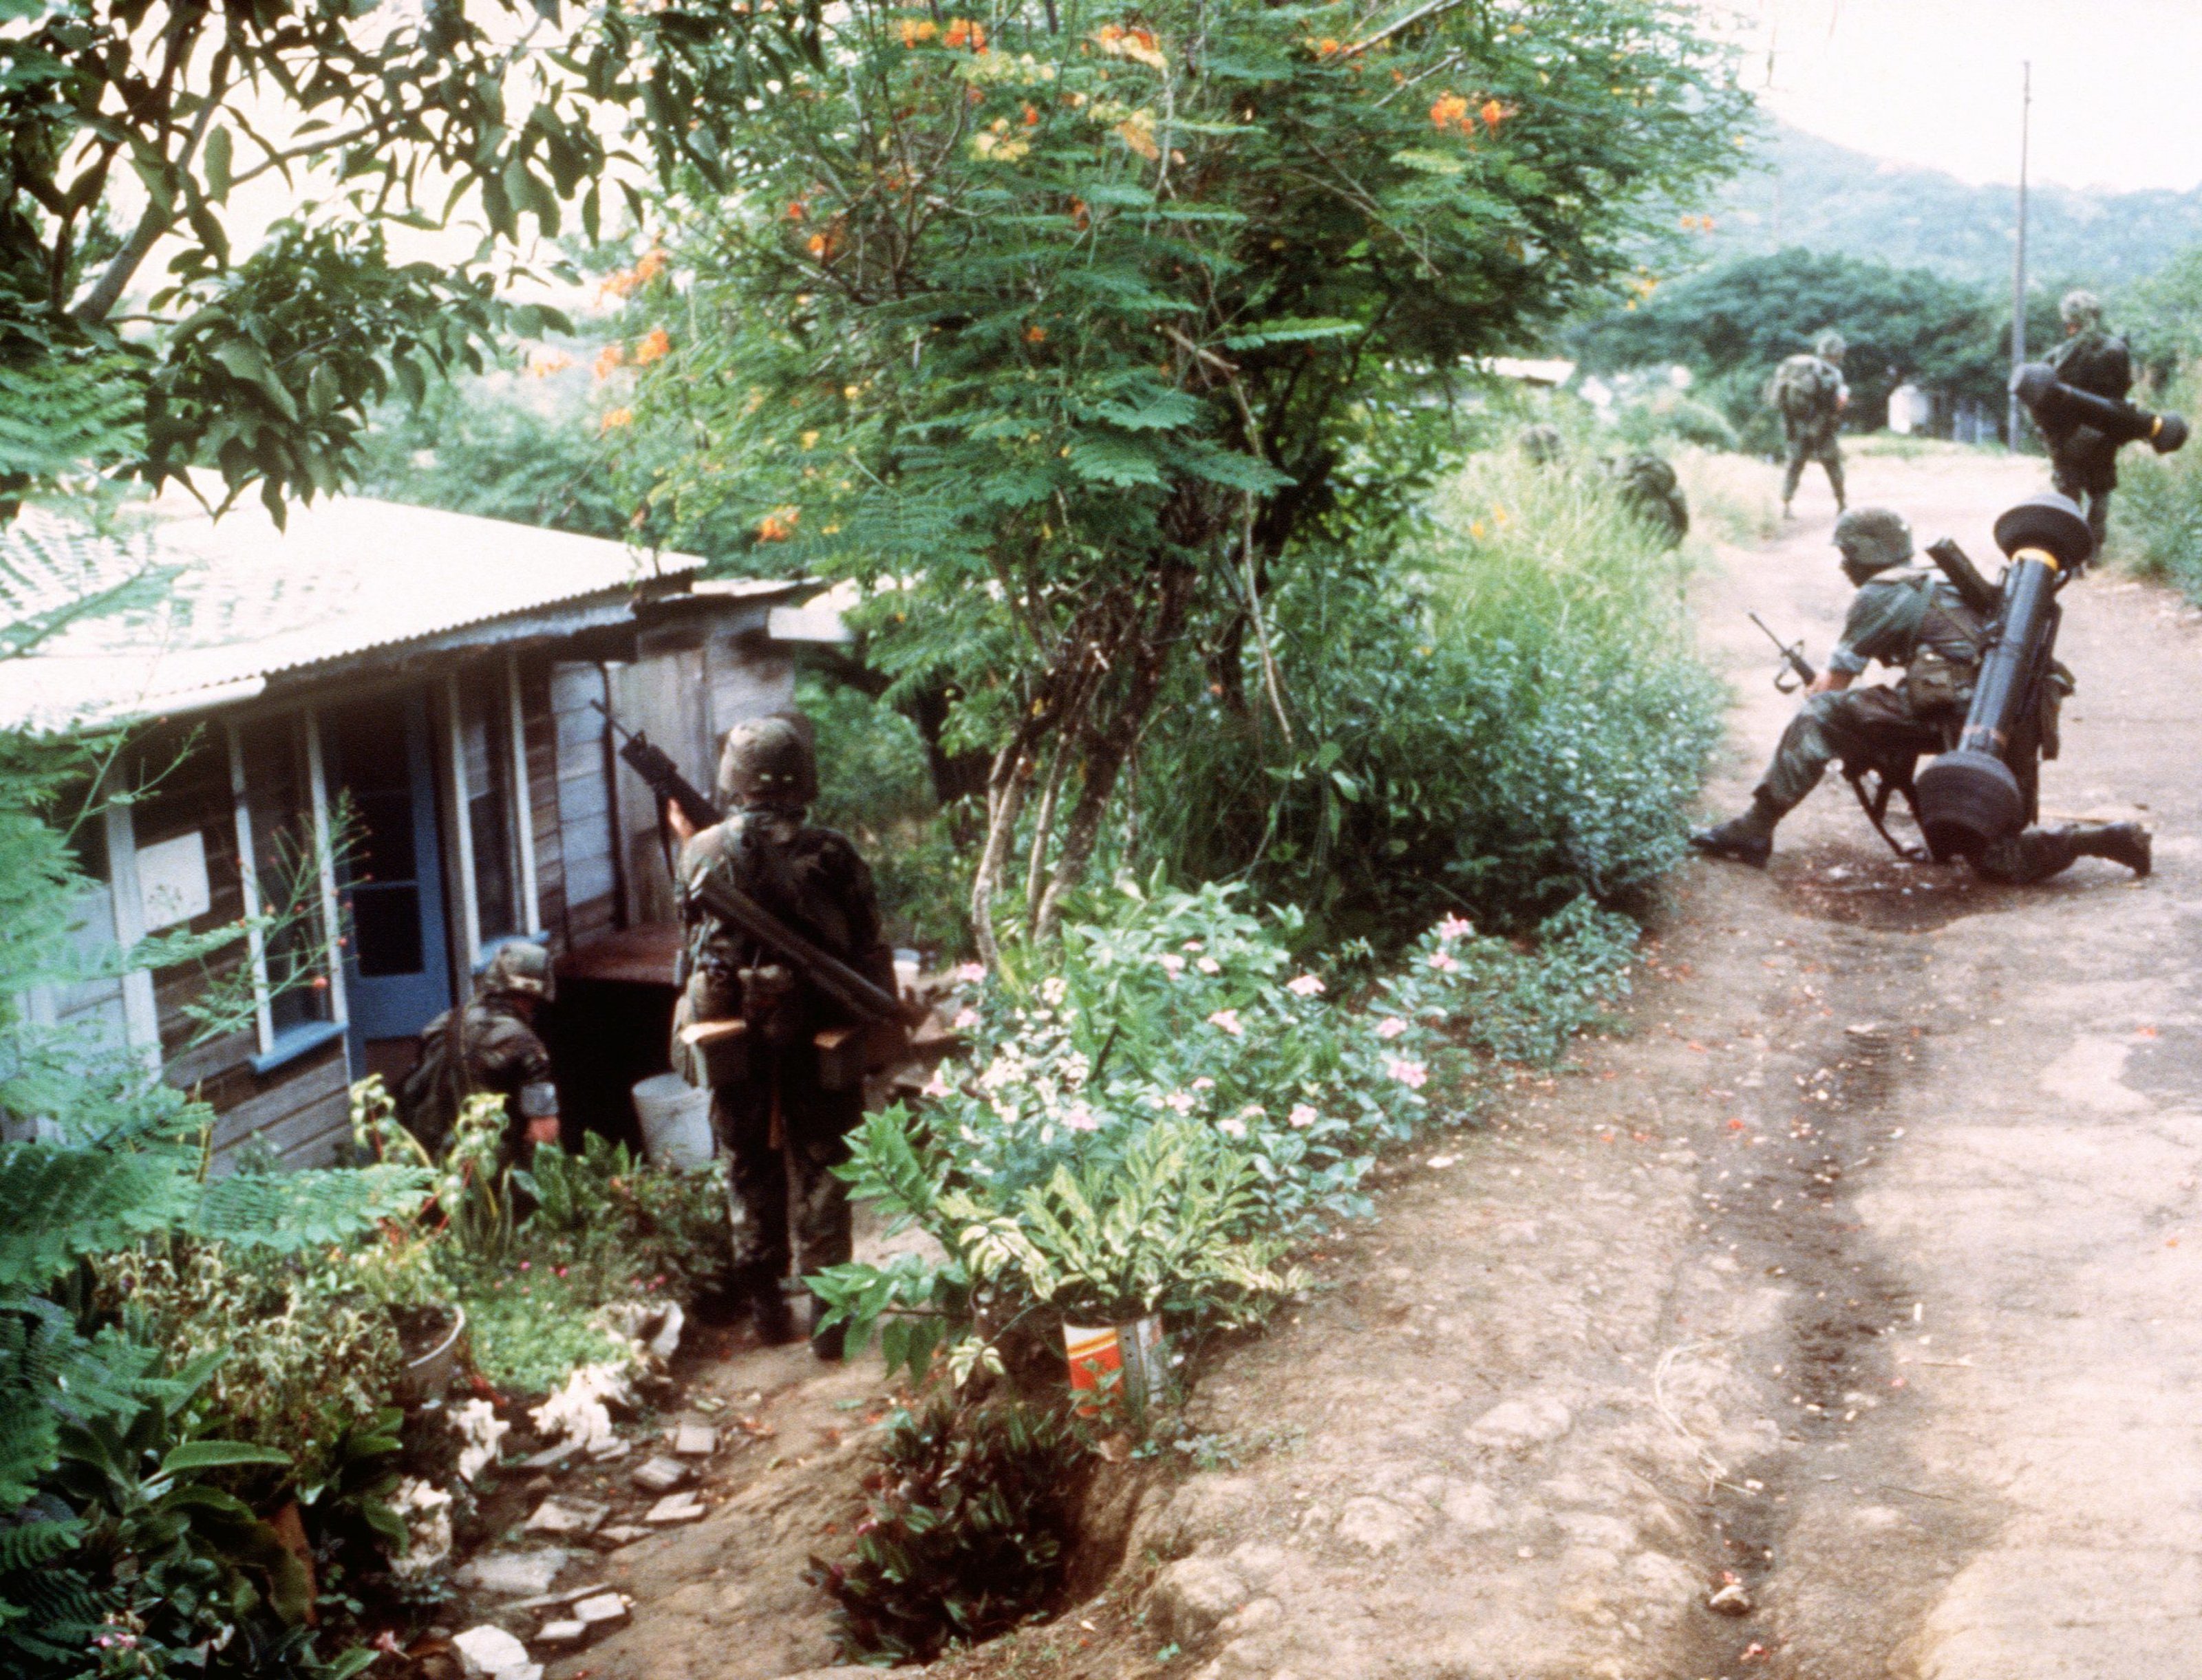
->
<box><xmin>1772</xmin><ymin>354</ymin><xmax>1837</xmax><ymax>420</ymax></box>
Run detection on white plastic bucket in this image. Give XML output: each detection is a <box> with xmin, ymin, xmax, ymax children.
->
<box><xmin>632</xmin><ymin>1073</ymin><xmax>716</xmax><ymax>1171</ymax></box>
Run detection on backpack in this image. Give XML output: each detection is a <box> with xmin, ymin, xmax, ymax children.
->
<box><xmin>1772</xmin><ymin>354</ymin><xmax>1837</xmax><ymax>420</ymax></box>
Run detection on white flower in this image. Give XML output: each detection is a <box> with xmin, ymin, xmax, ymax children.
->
<box><xmin>1374</xmin><ymin>1017</ymin><xmax>1408</xmax><ymax>1040</ymax></box>
<box><xmin>1435</xmin><ymin>914</ymin><xmax>1475</xmax><ymax>942</ymax></box>
<box><xmin>921</xmin><ymin>1072</ymin><xmax>950</xmax><ymax>1099</ymax></box>
<box><xmin>1386</xmin><ymin>1058</ymin><xmax>1429</xmax><ymax>1090</ymax></box>
<box><xmin>1238</xmin><ymin>1104</ymin><xmax>1265</xmax><ymax>1121</ymax></box>
<box><xmin>1217</xmin><ymin>1116</ymin><xmax>1248</xmax><ymax>1139</ymax></box>
<box><xmin>1287</xmin><ymin>973</ymin><xmax>1325</xmax><ymax>997</ymax></box>
<box><xmin>1164</xmin><ymin>1090</ymin><xmax>1197</xmax><ymax>1114</ymax></box>
<box><xmin>1182</xmin><ymin>940</ymin><xmax>1203</xmax><ymax>952</ymax></box>
<box><xmin>1040</xmin><ymin>976</ymin><xmax>1068</xmax><ymax>1005</ymax></box>
<box><xmin>1159</xmin><ymin>954</ymin><xmax>1186</xmax><ymax>978</ymax></box>
<box><xmin>1062</xmin><ymin>1051</ymin><xmax>1091</xmax><ymax>1090</ymax></box>
<box><xmin>1208</xmin><ymin>1009</ymin><xmax>1243</xmax><ymax>1037</ymax></box>
<box><xmin>1288</xmin><ymin>1103</ymin><xmax>1319</xmax><ymax>1128</ymax></box>
<box><xmin>1192</xmin><ymin>1077</ymin><xmax>1215</xmax><ymax>1091</ymax></box>
<box><xmin>1197</xmin><ymin>956</ymin><xmax>1221</xmax><ymax>975</ymax></box>
<box><xmin>1064</xmin><ymin>1103</ymin><xmax>1100</xmax><ymax>1132</ymax></box>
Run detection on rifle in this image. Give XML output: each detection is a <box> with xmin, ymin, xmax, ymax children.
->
<box><xmin>1749</xmin><ymin>612</ymin><xmax>1815</xmax><ymax>693</ymax></box>
<box><xmin>690</xmin><ymin>871</ymin><xmax>917</xmax><ymax>1029</ymax></box>
<box><xmin>592</xmin><ymin>701</ymin><xmax>720</xmax><ymax>832</ymax></box>
<box><xmin>1748</xmin><ymin>615</ymin><xmax>1927</xmax><ymax>861</ymax></box>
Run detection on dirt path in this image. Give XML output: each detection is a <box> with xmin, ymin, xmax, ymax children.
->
<box><xmin>530</xmin><ymin>451</ymin><xmax>2202</xmax><ymax>1680</ymax></box>
<box><xmin>950</xmin><ymin>451</ymin><xmax>2202</xmax><ymax>1680</ymax></box>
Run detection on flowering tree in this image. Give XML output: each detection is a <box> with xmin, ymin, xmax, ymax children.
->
<box><xmin>623</xmin><ymin>0</ymin><xmax>1750</xmax><ymax>956</ymax></box>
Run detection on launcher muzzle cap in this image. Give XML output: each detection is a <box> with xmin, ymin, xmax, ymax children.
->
<box><xmin>1992</xmin><ymin>492</ymin><xmax>2093</xmax><ymax>570</ymax></box>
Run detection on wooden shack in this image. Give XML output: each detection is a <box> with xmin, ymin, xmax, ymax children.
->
<box><xmin>0</xmin><ymin>498</ymin><xmax>828</xmax><ymax>1168</ymax></box>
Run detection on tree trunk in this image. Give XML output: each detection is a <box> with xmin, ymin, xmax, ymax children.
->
<box><xmin>968</xmin><ymin>744</ymin><xmax>1032</xmax><ymax>969</ymax></box>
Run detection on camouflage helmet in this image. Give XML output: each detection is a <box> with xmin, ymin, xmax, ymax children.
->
<box><xmin>1832</xmin><ymin>506</ymin><xmax>1914</xmax><ymax>579</ymax></box>
<box><xmin>716</xmin><ymin>713</ymin><xmax>818</xmax><ymax>809</ymax></box>
<box><xmin>1518</xmin><ymin>422</ymin><xmax>1565</xmax><ymax>466</ymax></box>
<box><xmin>1814</xmin><ymin>331</ymin><xmax>1847</xmax><ymax>363</ymax></box>
<box><xmin>479</xmin><ymin>939</ymin><xmax>554</xmax><ymax>1004</ymax></box>
<box><xmin>2060</xmin><ymin>288</ymin><xmax>2104</xmax><ymax>330</ymax></box>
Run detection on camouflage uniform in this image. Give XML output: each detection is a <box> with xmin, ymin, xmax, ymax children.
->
<box><xmin>1691</xmin><ymin>508</ymin><xmax>2149</xmax><ymax>882</ymax></box>
<box><xmin>399</xmin><ymin>942</ymin><xmax>559</xmax><ymax>1161</ymax></box>
<box><xmin>1602</xmin><ymin>451</ymin><xmax>1689</xmax><ymax>548</ymax></box>
<box><xmin>2042</xmin><ymin>290</ymin><xmax>2133</xmax><ymax>550</ymax></box>
<box><xmin>674</xmin><ymin>718</ymin><xmax>893</xmax><ymax>1351</ymax></box>
<box><xmin>1773</xmin><ymin>333</ymin><xmax>1849</xmax><ymax>516</ymax></box>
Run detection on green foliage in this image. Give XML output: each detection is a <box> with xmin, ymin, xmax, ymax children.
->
<box><xmin>622</xmin><ymin>0</ymin><xmax>1749</xmax><ymax>931</ymax></box>
<box><xmin>808</xmin><ymin>1397</ymin><xmax>1082</xmax><ymax>1665</ymax></box>
<box><xmin>1572</xmin><ymin>249</ymin><xmax>2014</xmax><ymax>440</ymax></box>
<box><xmin>2111</xmin><ymin>361</ymin><xmax>2202</xmax><ymax>605</ymax></box>
<box><xmin>815</xmin><ymin>880</ymin><xmax>1636</xmax><ymax>1382</ymax></box>
<box><xmin>1135</xmin><ymin>452</ymin><xmax>1722</xmax><ymax>940</ymax></box>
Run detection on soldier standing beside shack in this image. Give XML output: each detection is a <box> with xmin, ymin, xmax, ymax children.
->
<box><xmin>670</xmin><ymin>717</ymin><xmax>897</xmax><ymax>1360</ymax></box>
<box><xmin>398</xmin><ymin>941</ymin><xmax>562</xmax><ymax>1162</ymax></box>
<box><xmin>1771</xmin><ymin>332</ymin><xmax>1850</xmax><ymax>519</ymax></box>
<box><xmin>2040</xmin><ymin>289</ymin><xmax>2134</xmax><ymax>550</ymax></box>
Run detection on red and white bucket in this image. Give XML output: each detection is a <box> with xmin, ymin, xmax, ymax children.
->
<box><xmin>1064</xmin><ymin>1315</ymin><xmax>1170</xmax><ymax>1417</ymax></box>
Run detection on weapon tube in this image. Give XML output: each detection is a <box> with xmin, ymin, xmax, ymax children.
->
<box><xmin>2011</xmin><ymin>363</ymin><xmax>2190</xmax><ymax>455</ymax></box>
<box><xmin>1912</xmin><ymin>495</ymin><xmax>2093</xmax><ymax>861</ymax></box>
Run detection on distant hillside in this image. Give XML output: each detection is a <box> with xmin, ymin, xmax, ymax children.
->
<box><xmin>1704</xmin><ymin>125</ymin><xmax>2202</xmax><ymax>292</ymax></box>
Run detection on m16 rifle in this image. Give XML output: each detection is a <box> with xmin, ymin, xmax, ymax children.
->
<box><xmin>1747</xmin><ymin>612</ymin><xmax>1926</xmax><ymax>861</ymax></box>
<box><xmin>1913</xmin><ymin>494</ymin><xmax>2093</xmax><ymax>863</ymax></box>
<box><xmin>592</xmin><ymin>701</ymin><xmax>721</xmax><ymax>832</ymax></box>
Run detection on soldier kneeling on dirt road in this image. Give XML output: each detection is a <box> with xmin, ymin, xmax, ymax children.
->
<box><xmin>1690</xmin><ymin>505</ymin><xmax>2151</xmax><ymax>883</ymax></box>
<box><xmin>672</xmin><ymin>716</ymin><xmax>896</xmax><ymax>1361</ymax></box>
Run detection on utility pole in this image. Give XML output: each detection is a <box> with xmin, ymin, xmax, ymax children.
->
<box><xmin>2009</xmin><ymin>61</ymin><xmax>2031</xmax><ymax>448</ymax></box>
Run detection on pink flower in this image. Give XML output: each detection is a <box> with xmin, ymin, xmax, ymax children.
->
<box><xmin>953</xmin><ymin>961</ymin><xmax>987</xmax><ymax>984</ymax></box>
<box><xmin>518</xmin><ymin>1260</ymin><xmax>532</xmax><ymax>1271</ymax></box>
<box><xmin>922</xmin><ymin>1071</ymin><xmax>950</xmax><ymax>1099</ymax></box>
<box><xmin>1374</xmin><ymin>1017</ymin><xmax>1408</xmax><ymax>1040</ymax></box>
<box><xmin>1064</xmin><ymin>1103</ymin><xmax>1100</xmax><ymax>1132</ymax></box>
<box><xmin>954</xmin><ymin>1006</ymin><xmax>981</xmax><ymax>1030</ymax></box>
<box><xmin>1197</xmin><ymin>956</ymin><xmax>1221</xmax><ymax>975</ymax></box>
<box><xmin>1217</xmin><ymin>1115</ymin><xmax>1248</xmax><ymax>1139</ymax></box>
<box><xmin>1165</xmin><ymin>1091</ymin><xmax>1196</xmax><ymax>1114</ymax></box>
<box><xmin>1288</xmin><ymin>1103</ymin><xmax>1319</xmax><ymax>1128</ymax></box>
<box><xmin>1208</xmin><ymin>1009</ymin><xmax>1243</xmax><ymax>1037</ymax></box>
<box><xmin>1159</xmin><ymin>954</ymin><xmax>1186</xmax><ymax>978</ymax></box>
<box><xmin>1287</xmin><ymin>973</ymin><xmax>1325</xmax><ymax>997</ymax></box>
<box><xmin>1427</xmin><ymin>951</ymin><xmax>1461</xmax><ymax>974</ymax></box>
<box><xmin>1435</xmin><ymin>914</ymin><xmax>1475</xmax><ymax>941</ymax></box>
<box><xmin>1192</xmin><ymin>1077</ymin><xmax>1216</xmax><ymax>1090</ymax></box>
<box><xmin>1387</xmin><ymin>1059</ymin><xmax>1429</xmax><ymax>1090</ymax></box>
<box><xmin>1182</xmin><ymin>940</ymin><xmax>1203</xmax><ymax>952</ymax></box>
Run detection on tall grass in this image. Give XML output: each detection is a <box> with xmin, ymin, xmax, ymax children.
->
<box><xmin>1127</xmin><ymin>450</ymin><xmax>1724</xmax><ymax>945</ymax></box>
<box><xmin>2111</xmin><ymin>364</ymin><xmax>2202</xmax><ymax>606</ymax></box>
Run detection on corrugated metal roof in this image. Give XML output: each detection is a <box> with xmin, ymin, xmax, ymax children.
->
<box><xmin>0</xmin><ymin>497</ymin><xmax>756</xmax><ymax>733</ymax></box>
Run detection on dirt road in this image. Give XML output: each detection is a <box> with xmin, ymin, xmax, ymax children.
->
<box><xmin>1051</xmin><ymin>450</ymin><xmax>2202</xmax><ymax>1680</ymax></box>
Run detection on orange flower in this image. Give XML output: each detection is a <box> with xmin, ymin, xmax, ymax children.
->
<box><xmin>1069</xmin><ymin>196</ymin><xmax>1089</xmax><ymax>230</ymax></box>
<box><xmin>1022</xmin><ymin>102</ymin><xmax>1040</xmax><ymax>126</ymax></box>
<box><xmin>943</xmin><ymin>16</ymin><xmax>984</xmax><ymax>50</ymax></box>
<box><xmin>1429</xmin><ymin>94</ymin><xmax>1470</xmax><ymax>131</ymax></box>
<box><xmin>599</xmin><ymin>407</ymin><xmax>635</xmax><ymax>432</ymax></box>
<box><xmin>897</xmin><ymin>15</ymin><xmax>938</xmax><ymax>45</ymax></box>
<box><xmin>634</xmin><ymin>247</ymin><xmax>667</xmax><ymax>283</ymax></box>
<box><xmin>1314</xmin><ymin>36</ymin><xmax>1340</xmax><ymax>56</ymax></box>
<box><xmin>1025</xmin><ymin>325</ymin><xmax>1047</xmax><ymax>343</ymax></box>
<box><xmin>634</xmin><ymin>327</ymin><xmax>672</xmax><ymax>365</ymax></box>
<box><xmin>786</xmin><ymin>197</ymin><xmax>809</xmax><ymax>222</ymax></box>
<box><xmin>594</xmin><ymin>343</ymin><xmax>626</xmax><ymax>379</ymax></box>
<box><xmin>1479</xmin><ymin>97</ymin><xmax>1509</xmax><ymax>131</ymax></box>
<box><xmin>598</xmin><ymin>268</ymin><xmax>639</xmax><ymax>301</ymax></box>
<box><xmin>526</xmin><ymin>349</ymin><xmax>572</xmax><ymax>379</ymax></box>
<box><xmin>756</xmin><ymin>506</ymin><xmax>800</xmax><ymax>542</ymax></box>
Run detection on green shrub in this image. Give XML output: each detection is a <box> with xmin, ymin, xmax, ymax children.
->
<box><xmin>808</xmin><ymin>1397</ymin><xmax>1082</xmax><ymax>1665</ymax></box>
<box><xmin>1134</xmin><ymin>452</ymin><xmax>1722</xmax><ymax>945</ymax></box>
<box><xmin>2113</xmin><ymin>363</ymin><xmax>2202</xmax><ymax>605</ymax></box>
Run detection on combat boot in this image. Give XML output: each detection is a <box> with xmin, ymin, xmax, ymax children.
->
<box><xmin>1689</xmin><ymin>795</ymin><xmax>1782</xmax><ymax>868</ymax></box>
<box><xmin>748</xmin><ymin>1275</ymin><xmax>800</xmax><ymax>1346</ymax></box>
<box><xmin>2078</xmin><ymin>822</ymin><xmax>2152</xmax><ymax>877</ymax></box>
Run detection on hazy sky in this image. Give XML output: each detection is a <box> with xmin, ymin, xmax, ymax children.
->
<box><xmin>1719</xmin><ymin>0</ymin><xmax>2202</xmax><ymax>193</ymax></box>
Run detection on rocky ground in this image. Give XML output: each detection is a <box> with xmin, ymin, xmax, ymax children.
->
<box><xmin>439</xmin><ymin>451</ymin><xmax>2202</xmax><ymax>1680</ymax></box>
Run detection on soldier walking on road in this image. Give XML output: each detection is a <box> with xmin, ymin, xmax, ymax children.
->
<box><xmin>398</xmin><ymin>940</ymin><xmax>562</xmax><ymax>1163</ymax></box>
<box><xmin>1689</xmin><ymin>506</ymin><xmax>2150</xmax><ymax>881</ymax></box>
<box><xmin>1771</xmin><ymin>331</ymin><xmax>1850</xmax><ymax>519</ymax></box>
<box><xmin>2041</xmin><ymin>289</ymin><xmax>2134</xmax><ymax>550</ymax></box>
<box><xmin>672</xmin><ymin>716</ymin><xmax>895</xmax><ymax>1359</ymax></box>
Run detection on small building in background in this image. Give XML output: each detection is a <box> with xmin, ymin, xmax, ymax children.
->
<box><xmin>0</xmin><ymin>497</ymin><xmax>824</xmax><ymax>1168</ymax></box>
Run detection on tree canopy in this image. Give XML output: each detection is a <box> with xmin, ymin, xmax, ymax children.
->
<box><xmin>609</xmin><ymin>0</ymin><xmax>1749</xmax><ymax>951</ymax></box>
<box><xmin>1570</xmin><ymin>248</ymin><xmax>2009</xmax><ymax>434</ymax></box>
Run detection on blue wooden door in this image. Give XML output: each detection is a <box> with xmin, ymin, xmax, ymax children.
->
<box><xmin>325</xmin><ymin>692</ymin><xmax>450</xmax><ymax>1059</ymax></box>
